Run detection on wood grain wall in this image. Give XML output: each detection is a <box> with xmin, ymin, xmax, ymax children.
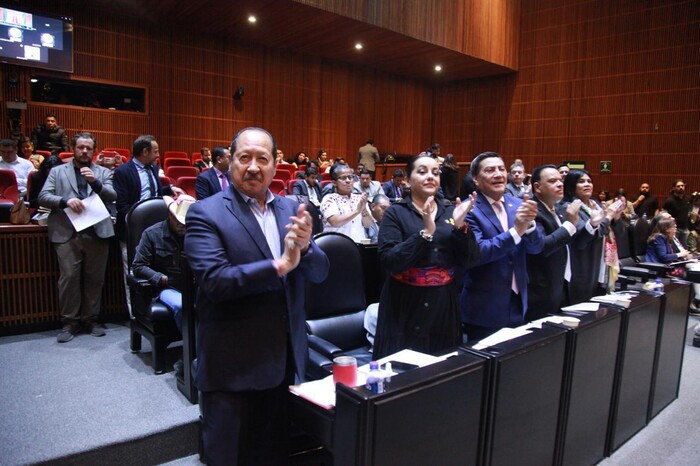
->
<box><xmin>2</xmin><ymin>0</ymin><xmax>698</xmax><ymax>206</ymax></box>
<box><xmin>1</xmin><ymin>1</ymin><xmax>432</xmax><ymax>161</ymax></box>
<box><xmin>296</xmin><ymin>0</ymin><xmax>520</xmax><ymax>69</ymax></box>
<box><xmin>434</xmin><ymin>0</ymin><xmax>700</xmax><ymax>206</ymax></box>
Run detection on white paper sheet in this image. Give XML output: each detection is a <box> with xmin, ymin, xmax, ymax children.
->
<box><xmin>63</xmin><ymin>193</ymin><xmax>110</xmax><ymax>232</ymax></box>
<box><xmin>561</xmin><ymin>302</ymin><xmax>600</xmax><ymax>312</ymax></box>
<box><xmin>471</xmin><ymin>327</ymin><xmax>533</xmax><ymax>350</ymax></box>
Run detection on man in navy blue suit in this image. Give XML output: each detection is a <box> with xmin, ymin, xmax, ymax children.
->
<box><xmin>185</xmin><ymin>127</ymin><xmax>329</xmax><ymax>465</ymax></box>
<box><xmin>460</xmin><ymin>152</ymin><xmax>544</xmax><ymax>340</ymax></box>
<box><xmin>291</xmin><ymin>167</ymin><xmax>322</xmax><ymax>206</ymax></box>
<box><xmin>114</xmin><ymin>135</ymin><xmax>182</xmax><ymax>316</ymax></box>
<box><xmin>194</xmin><ymin>146</ymin><xmax>232</xmax><ymax>200</ymax></box>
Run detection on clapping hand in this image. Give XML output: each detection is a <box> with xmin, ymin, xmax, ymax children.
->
<box><xmin>452</xmin><ymin>192</ymin><xmax>477</xmax><ymax>228</ymax></box>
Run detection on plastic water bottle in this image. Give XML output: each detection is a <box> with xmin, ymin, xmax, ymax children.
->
<box><xmin>366</xmin><ymin>361</ymin><xmax>385</xmax><ymax>394</ymax></box>
<box><xmin>653</xmin><ymin>278</ymin><xmax>664</xmax><ymax>292</ymax></box>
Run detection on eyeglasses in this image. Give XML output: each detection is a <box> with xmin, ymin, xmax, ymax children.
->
<box><xmin>336</xmin><ymin>175</ymin><xmax>354</xmax><ymax>182</ymax></box>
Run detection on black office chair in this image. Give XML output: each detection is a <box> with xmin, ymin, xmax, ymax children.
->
<box><xmin>126</xmin><ymin>197</ymin><xmax>182</xmax><ymax>374</ymax></box>
<box><xmin>304</xmin><ymin>232</ymin><xmax>372</xmax><ymax>380</ymax></box>
<box><xmin>616</xmin><ymin>220</ymin><xmax>656</xmax><ymax>289</ymax></box>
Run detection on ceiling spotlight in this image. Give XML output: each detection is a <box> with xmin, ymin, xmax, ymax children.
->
<box><xmin>248</xmin><ymin>15</ymin><xmax>257</xmax><ymax>24</ymax></box>
<box><xmin>30</xmin><ymin>78</ymin><xmax>38</xmax><ymax>83</ymax></box>
<box><xmin>434</xmin><ymin>65</ymin><xmax>442</xmax><ymax>72</ymax></box>
<box><xmin>354</xmin><ymin>43</ymin><xmax>363</xmax><ymax>50</ymax></box>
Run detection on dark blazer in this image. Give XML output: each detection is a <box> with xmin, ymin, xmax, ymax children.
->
<box><xmin>184</xmin><ymin>188</ymin><xmax>330</xmax><ymax>392</ymax></box>
<box><xmin>195</xmin><ymin>168</ymin><xmax>231</xmax><ymax>200</ymax></box>
<box><xmin>460</xmin><ymin>192</ymin><xmax>544</xmax><ymax>327</ymax></box>
<box><xmin>292</xmin><ymin>179</ymin><xmax>321</xmax><ymax>200</ymax></box>
<box><xmin>38</xmin><ymin>162</ymin><xmax>116</xmax><ymax>242</ymax></box>
<box><xmin>526</xmin><ymin>198</ymin><xmax>590</xmax><ymax>320</ymax></box>
<box><xmin>566</xmin><ymin>201</ymin><xmax>609</xmax><ymax>304</ymax></box>
<box><xmin>382</xmin><ymin>180</ymin><xmax>407</xmax><ymax>202</ymax></box>
<box><xmin>113</xmin><ymin>159</ymin><xmax>170</xmax><ymax>241</ymax></box>
<box><xmin>645</xmin><ymin>235</ymin><xmax>678</xmax><ymax>263</ymax></box>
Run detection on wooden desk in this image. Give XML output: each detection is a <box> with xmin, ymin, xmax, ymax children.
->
<box><xmin>0</xmin><ymin>223</ymin><xmax>128</xmax><ymax>335</ymax></box>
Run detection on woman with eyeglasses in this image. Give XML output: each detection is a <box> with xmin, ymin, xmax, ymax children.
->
<box><xmin>563</xmin><ymin>169</ymin><xmax>625</xmax><ymax>303</ymax></box>
<box><xmin>320</xmin><ymin>164</ymin><xmax>371</xmax><ymax>242</ymax></box>
<box><xmin>374</xmin><ymin>154</ymin><xmax>480</xmax><ymax>358</ymax></box>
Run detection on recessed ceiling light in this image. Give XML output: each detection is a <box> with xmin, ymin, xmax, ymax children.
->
<box><xmin>248</xmin><ymin>15</ymin><xmax>257</xmax><ymax>24</ymax></box>
<box><xmin>355</xmin><ymin>43</ymin><xmax>363</xmax><ymax>50</ymax></box>
<box><xmin>30</xmin><ymin>78</ymin><xmax>38</xmax><ymax>83</ymax></box>
<box><xmin>434</xmin><ymin>65</ymin><xmax>442</xmax><ymax>72</ymax></box>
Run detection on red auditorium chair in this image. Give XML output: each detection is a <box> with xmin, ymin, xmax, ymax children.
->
<box><xmin>287</xmin><ymin>179</ymin><xmax>297</xmax><ymax>195</ymax></box>
<box><xmin>163</xmin><ymin>151</ymin><xmax>189</xmax><ymax>161</ymax></box>
<box><xmin>176</xmin><ymin>176</ymin><xmax>197</xmax><ymax>198</ymax></box>
<box><xmin>276</xmin><ymin>162</ymin><xmax>295</xmax><ymax>173</ymax></box>
<box><xmin>163</xmin><ymin>158</ymin><xmax>191</xmax><ymax>171</ymax></box>
<box><xmin>165</xmin><ymin>166</ymin><xmax>198</xmax><ymax>180</ymax></box>
<box><xmin>160</xmin><ymin>175</ymin><xmax>173</xmax><ymax>187</ymax></box>
<box><xmin>0</xmin><ymin>169</ymin><xmax>20</xmax><ymax>204</ymax></box>
<box><xmin>59</xmin><ymin>152</ymin><xmax>74</xmax><ymax>163</ymax></box>
<box><xmin>269</xmin><ymin>179</ymin><xmax>286</xmax><ymax>195</ymax></box>
<box><xmin>274</xmin><ymin>169</ymin><xmax>291</xmax><ymax>183</ymax></box>
<box><xmin>102</xmin><ymin>147</ymin><xmax>131</xmax><ymax>162</ymax></box>
<box><xmin>35</xmin><ymin>150</ymin><xmax>51</xmax><ymax>158</ymax></box>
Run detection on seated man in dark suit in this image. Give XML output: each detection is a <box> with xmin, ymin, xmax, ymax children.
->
<box><xmin>382</xmin><ymin>168</ymin><xmax>408</xmax><ymax>202</ymax></box>
<box><xmin>131</xmin><ymin>195</ymin><xmax>196</xmax><ymax>333</ymax></box>
<box><xmin>193</xmin><ymin>146</ymin><xmax>213</xmax><ymax>172</ymax></box>
<box><xmin>291</xmin><ymin>167</ymin><xmax>322</xmax><ymax>207</ymax></box>
<box><xmin>195</xmin><ymin>146</ymin><xmax>231</xmax><ymax>200</ymax></box>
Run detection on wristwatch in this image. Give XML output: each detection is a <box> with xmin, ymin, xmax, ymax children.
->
<box><xmin>419</xmin><ymin>229</ymin><xmax>433</xmax><ymax>242</ymax></box>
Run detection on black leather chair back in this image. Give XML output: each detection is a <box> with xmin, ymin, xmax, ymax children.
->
<box><xmin>613</xmin><ymin>220</ymin><xmax>632</xmax><ymax>260</ymax></box>
<box><xmin>632</xmin><ymin>218</ymin><xmax>651</xmax><ymax>259</ymax></box>
<box><xmin>126</xmin><ymin>197</ymin><xmax>168</xmax><ymax>269</ymax></box>
<box><xmin>306</xmin><ymin>232</ymin><xmax>367</xmax><ymax>350</ymax></box>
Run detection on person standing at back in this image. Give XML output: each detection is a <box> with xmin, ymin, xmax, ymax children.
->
<box><xmin>38</xmin><ymin>132</ymin><xmax>116</xmax><ymax>342</ymax></box>
<box><xmin>358</xmin><ymin>139</ymin><xmax>379</xmax><ymax>179</ymax></box>
<box><xmin>31</xmin><ymin>113</ymin><xmax>69</xmax><ymax>156</ymax></box>
<box><xmin>664</xmin><ymin>178</ymin><xmax>691</xmax><ymax>246</ymax></box>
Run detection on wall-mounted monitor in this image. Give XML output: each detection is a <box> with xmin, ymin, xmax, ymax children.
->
<box><xmin>0</xmin><ymin>5</ymin><xmax>73</xmax><ymax>73</ymax></box>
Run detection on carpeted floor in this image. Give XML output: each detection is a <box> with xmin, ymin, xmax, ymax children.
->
<box><xmin>0</xmin><ymin>323</ymin><xmax>199</xmax><ymax>466</ymax></box>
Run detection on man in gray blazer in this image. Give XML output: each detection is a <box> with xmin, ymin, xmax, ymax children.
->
<box><xmin>39</xmin><ymin>132</ymin><xmax>117</xmax><ymax>343</ymax></box>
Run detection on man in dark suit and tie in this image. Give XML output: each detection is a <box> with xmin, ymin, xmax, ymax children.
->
<box><xmin>292</xmin><ymin>167</ymin><xmax>322</xmax><ymax>206</ymax></box>
<box><xmin>185</xmin><ymin>127</ymin><xmax>330</xmax><ymax>465</ymax></box>
<box><xmin>114</xmin><ymin>135</ymin><xmax>183</xmax><ymax>316</ymax></box>
<box><xmin>38</xmin><ymin>132</ymin><xmax>116</xmax><ymax>342</ymax></box>
<box><xmin>382</xmin><ymin>168</ymin><xmax>408</xmax><ymax>202</ymax></box>
<box><xmin>460</xmin><ymin>152</ymin><xmax>544</xmax><ymax>340</ymax></box>
<box><xmin>526</xmin><ymin>164</ymin><xmax>587</xmax><ymax>321</ymax></box>
<box><xmin>195</xmin><ymin>146</ymin><xmax>231</xmax><ymax>200</ymax></box>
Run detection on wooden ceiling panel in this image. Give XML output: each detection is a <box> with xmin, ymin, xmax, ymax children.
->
<box><xmin>99</xmin><ymin>0</ymin><xmax>515</xmax><ymax>82</ymax></box>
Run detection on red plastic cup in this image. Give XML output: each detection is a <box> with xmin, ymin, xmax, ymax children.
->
<box><xmin>332</xmin><ymin>356</ymin><xmax>357</xmax><ymax>387</ymax></box>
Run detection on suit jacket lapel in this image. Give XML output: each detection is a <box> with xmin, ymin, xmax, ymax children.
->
<box><xmin>226</xmin><ymin>189</ymin><xmax>274</xmax><ymax>259</ymax></box>
<box><xmin>477</xmin><ymin>192</ymin><xmax>504</xmax><ymax>232</ymax></box>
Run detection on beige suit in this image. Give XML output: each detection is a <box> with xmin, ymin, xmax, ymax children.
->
<box><xmin>38</xmin><ymin>162</ymin><xmax>116</xmax><ymax>322</ymax></box>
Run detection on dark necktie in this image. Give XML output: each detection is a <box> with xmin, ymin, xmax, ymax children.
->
<box><xmin>146</xmin><ymin>166</ymin><xmax>156</xmax><ymax>197</ymax></box>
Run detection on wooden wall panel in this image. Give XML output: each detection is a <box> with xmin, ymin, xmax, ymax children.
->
<box><xmin>3</xmin><ymin>1</ymin><xmax>433</xmax><ymax>162</ymax></box>
<box><xmin>297</xmin><ymin>0</ymin><xmax>519</xmax><ymax>69</ymax></box>
<box><xmin>435</xmin><ymin>0</ymin><xmax>700</xmax><ymax>206</ymax></box>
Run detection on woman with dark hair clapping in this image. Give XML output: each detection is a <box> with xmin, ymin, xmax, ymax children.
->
<box><xmin>374</xmin><ymin>154</ymin><xmax>480</xmax><ymax>358</ymax></box>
